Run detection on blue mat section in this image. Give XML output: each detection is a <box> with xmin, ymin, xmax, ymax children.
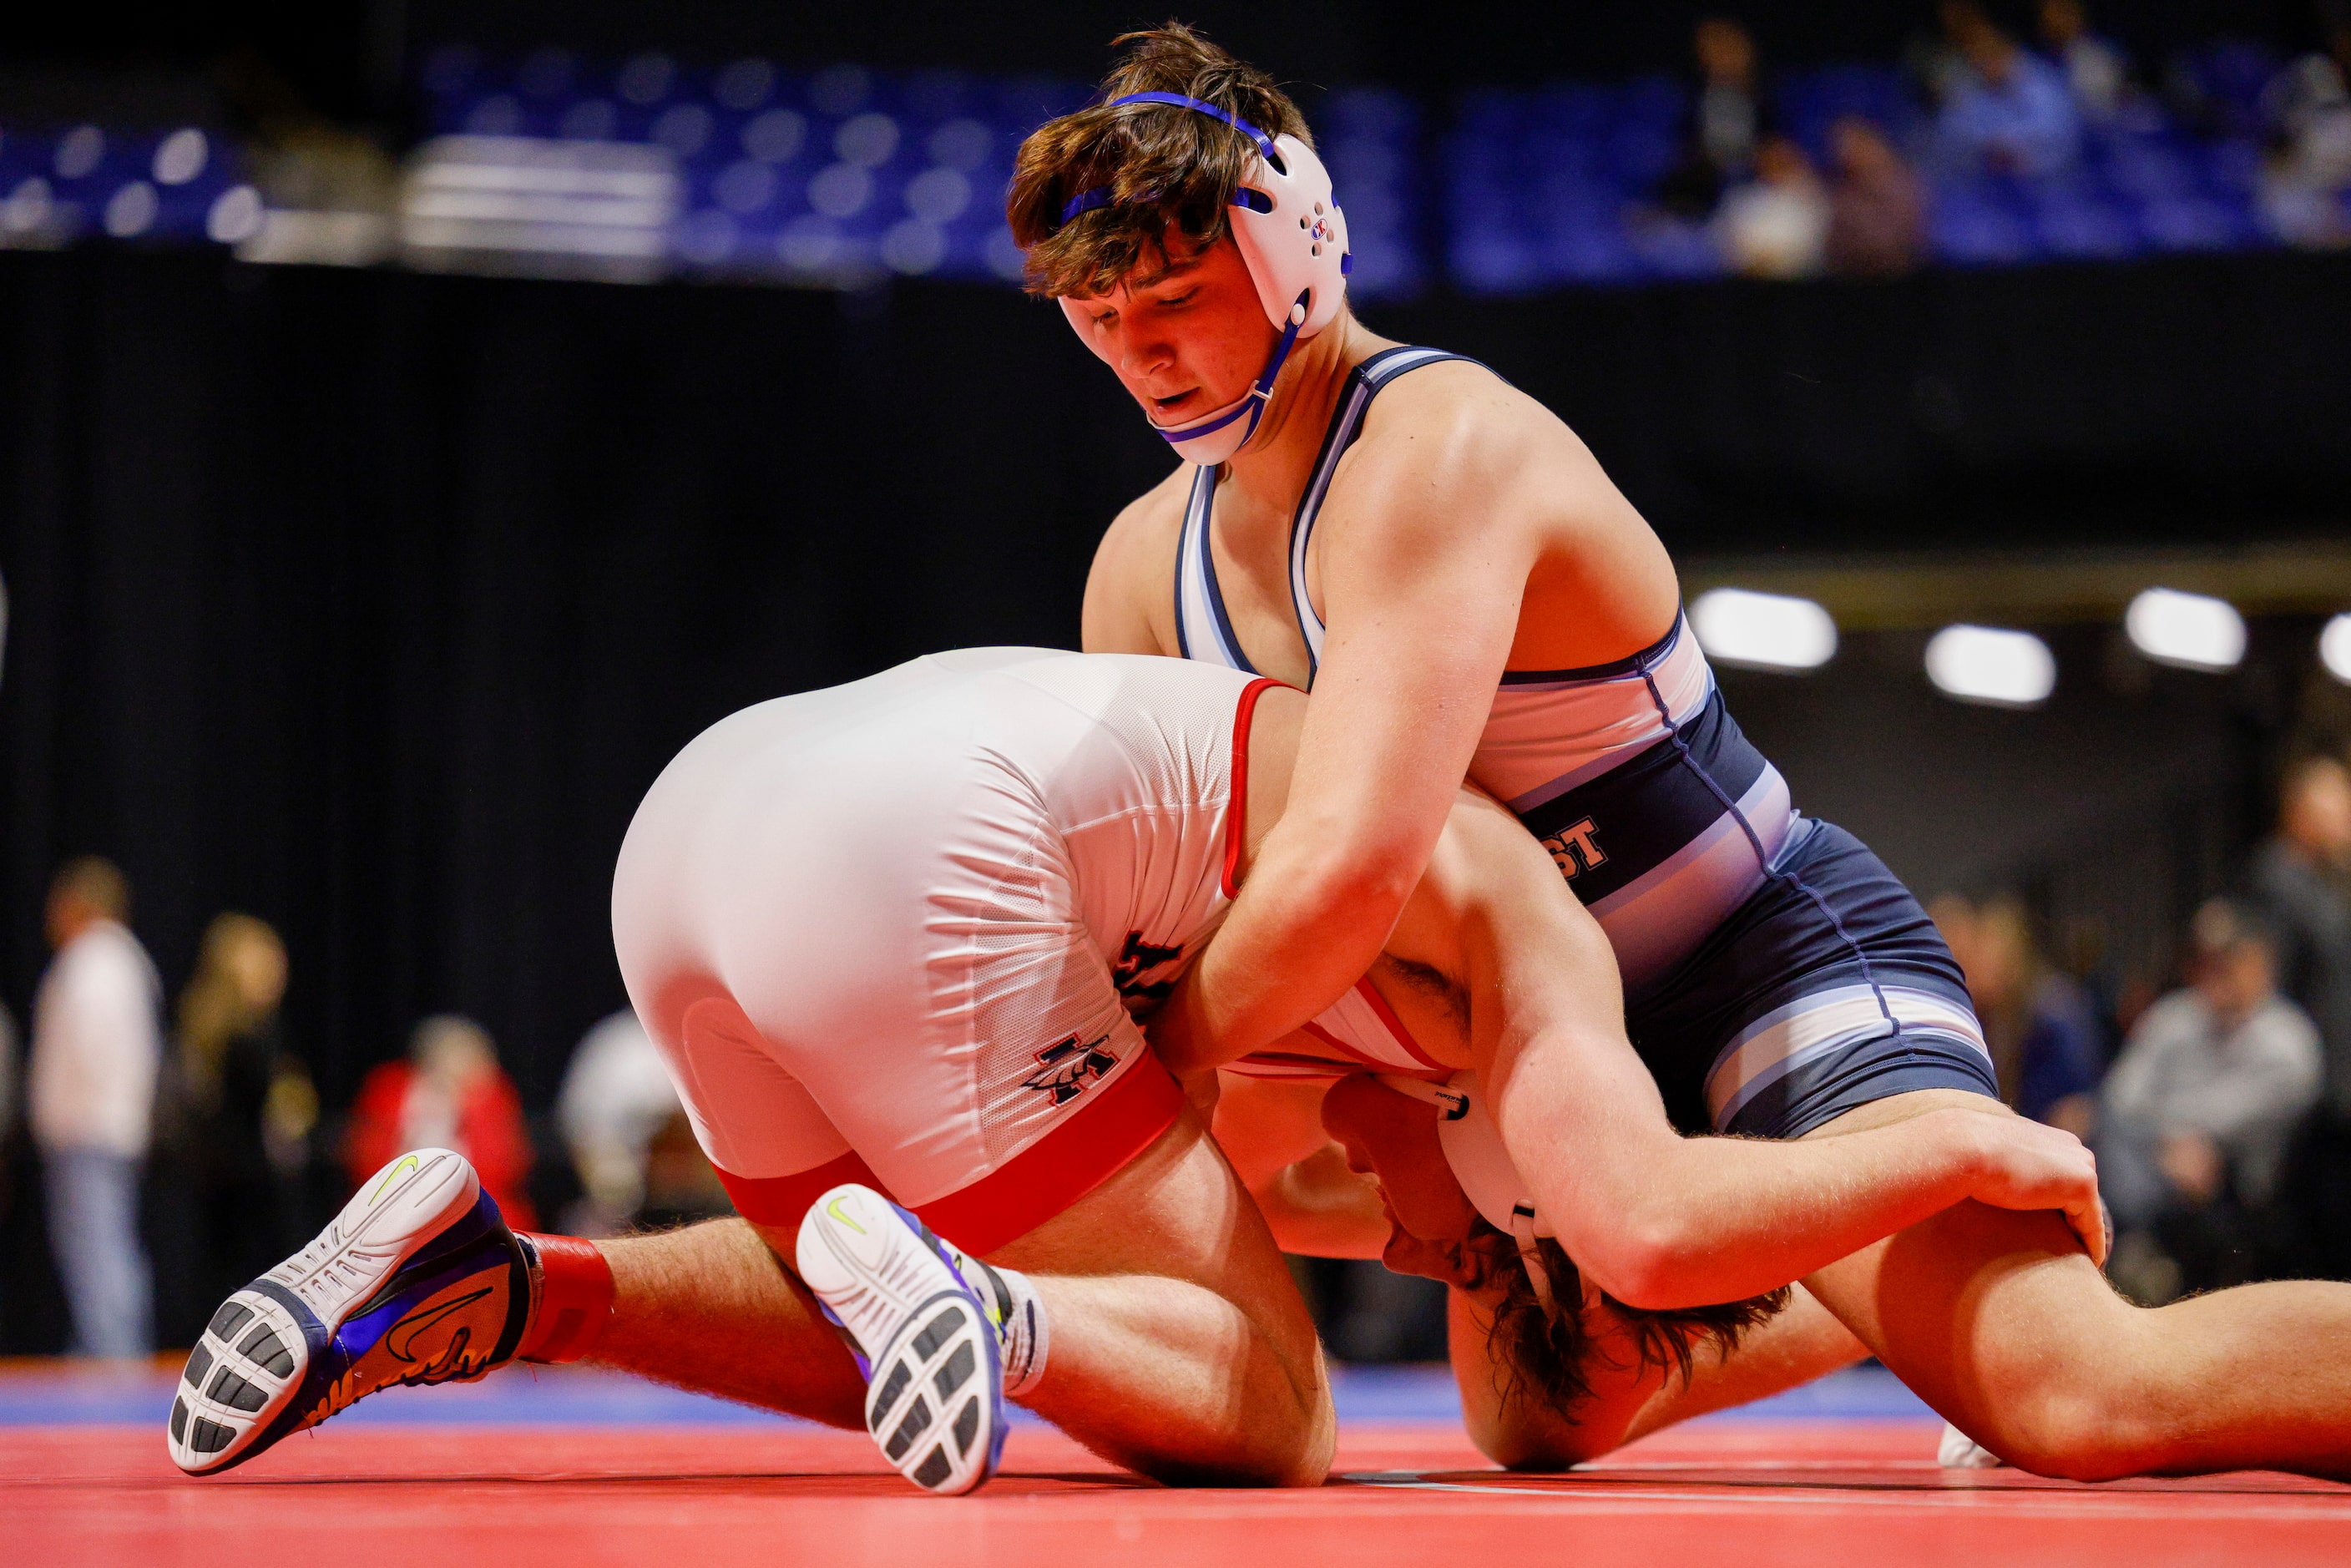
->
<box><xmin>0</xmin><ymin>1360</ymin><xmax>1929</xmax><ymax>1429</ymax></box>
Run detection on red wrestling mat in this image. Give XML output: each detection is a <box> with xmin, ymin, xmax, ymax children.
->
<box><xmin>13</xmin><ymin>1417</ymin><xmax>2351</xmax><ymax>1565</ymax></box>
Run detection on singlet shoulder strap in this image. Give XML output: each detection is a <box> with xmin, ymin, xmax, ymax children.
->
<box><xmin>1174</xmin><ymin>462</ymin><xmax>1257</xmax><ymax>673</ymax></box>
<box><xmin>1287</xmin><ymin>346</ymin><xmax>1488</xmax><ymax>684</ymax></box>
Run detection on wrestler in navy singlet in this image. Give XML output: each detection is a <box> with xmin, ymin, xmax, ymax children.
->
<box><xmin>1176</xmin><ymin>346</ymin><xmax>2000</xmax><ymax>1139</ymax></box>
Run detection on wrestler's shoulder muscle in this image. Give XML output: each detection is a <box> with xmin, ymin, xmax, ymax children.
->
<box><xmin>1082</xmin><ymin>463</ymin><xmax>1190</xmax><ymax>656</ymax></box>
<box><xmin>1313</xmin><ymin>361</ymin><xmax>1567</xmax><ymax>570</ymax></box>
<box><xmin>1333</xmin><ymin>357</ymin><xmax>1677</xmax><ymax>659</ymax></box>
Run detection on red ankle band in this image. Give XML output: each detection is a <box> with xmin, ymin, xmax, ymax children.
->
<box><xmin>518</xmin><ymin>1233</ymin><xmax>614</xmax><ymax>1363</ymax></box>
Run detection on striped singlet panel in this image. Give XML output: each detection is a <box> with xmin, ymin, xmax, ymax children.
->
<box><xmin>1471</xmin><ymin>618</ymin><xmax>1797</xmax><ymax>990</ymax></box>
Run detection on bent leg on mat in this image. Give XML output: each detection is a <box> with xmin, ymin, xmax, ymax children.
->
<box><xmin>1802</xmin><ymin>1090</ymin><xmax>2351</xmax><ymax>1481</ymax></box>
<box><xmin>584</xmin><ymin>1109</ymin><xmax>1332</xmax><ymax>1487</ymax></box>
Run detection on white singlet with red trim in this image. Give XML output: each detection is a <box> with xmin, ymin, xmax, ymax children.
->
<box><xmin>611</xmin><ymin>648</ymin><xmax>1264</xmax><ymax>1245</ymax></box>
<box><xmin>1230</xmin><ymin>976</ymin><xmax>1452</xmax><ymax>1083</ymax></box>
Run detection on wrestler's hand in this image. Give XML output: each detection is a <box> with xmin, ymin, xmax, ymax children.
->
<box><xmin>1954</xmin><ymin>1108</ymin><xmax>2108</xmax><ymax>1267</ymax></box>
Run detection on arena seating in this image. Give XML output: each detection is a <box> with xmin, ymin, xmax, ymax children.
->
<box><xmin>6</xmin><ymin>39</ymin><xmax>2341</xmax><ymax>297</ymax></box>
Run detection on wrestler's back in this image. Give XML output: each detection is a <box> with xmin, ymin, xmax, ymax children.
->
<box><xmin>613</xmin><ymin>648</ymin><xmax>1258</xmax><ymax>1032</ymax></box>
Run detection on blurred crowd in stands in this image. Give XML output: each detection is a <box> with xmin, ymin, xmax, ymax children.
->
<box><xmin>8</xmin><ymin>2</ymin><xmax>2351</xmax><ymax>290</ymax></box>
<box><xmin>1938</xmin><ymin>753</ymin><xmax>2351</xmax><ymax>1307</ymax></box>
<box><xmin>1656</xmin><ymin>1</ymin><xmax>2351</xmax><ymax>282</ymax></box>
<box><xmin>0</xmin><ymin>852</ymin><xmax>724</xmax><ymax>1357</ymax></box>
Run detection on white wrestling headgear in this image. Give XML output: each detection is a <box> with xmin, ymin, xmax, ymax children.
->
<box><xmin>1054</xmin><ymin>91</ymin><xmax>1352</xmax><ymax>467</ymax></box>
<box><xmin>1381</xmin><ymin>1070</ymin><xmax>1558</xmax><ymax>1305</ymax></box>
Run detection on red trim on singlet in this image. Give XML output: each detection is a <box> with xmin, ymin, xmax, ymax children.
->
<box><xmin>1344</xmin><ymin>977</ymin><xmax>1449</xmax><ymax>1070</ymax></box>
<box><xmin>1298</xmin><ymin>1018</ymin><xmax>1396</xmax><ymax>1069</ymax></box>
<box><xmin>1222</xmin><ymin>676</ymin><xmax>1289</xmax><ymax>899</ymax></box>
<box><xmin>712</xmin><ymin>1052</ymin><xmax>1186</xmax><ymax>1257</ymax></box>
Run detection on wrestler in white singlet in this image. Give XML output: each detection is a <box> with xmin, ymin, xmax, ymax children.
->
<box><xmin>611</xmin><ymin>648</ymin><xmax>1287</xmax><ymax>1253</ymax></box>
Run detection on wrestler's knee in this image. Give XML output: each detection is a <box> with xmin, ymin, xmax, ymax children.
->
<box><xmin>1959</xmin><ymin>1314</ymin><xmax>2172</xmax><ymax>1481</ymax></box>
<box><xmin>1133</xmin><ymin>1378</ymin><xmax>1334</xmax><ymax>1488</ymax></box>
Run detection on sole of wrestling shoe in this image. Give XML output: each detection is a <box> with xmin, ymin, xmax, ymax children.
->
<box><xmin>796</xmin><ymin>1185</ymin><xmax>1007</xmax><ymax>1497</ymax></box>
<box><xmin>168</xmin><ymin>1147</ymin><xmax>527</xmax><ymax>1475</ymax></box>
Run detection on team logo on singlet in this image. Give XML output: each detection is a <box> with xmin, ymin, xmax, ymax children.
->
<box><xmin>1111</xmin><ymin>930</ymin><xmax>1186</xmax><ymax>1009</ymax></box>
<box><xmin>1023</xmin><ymin>1033</ymin><xmax>1120</xmax><ymax>1105</ymax></box>
<box><xmin>1540</xmin><ymin>817</ymin><xmax>1607</xmax><ymax>879</ymax></box>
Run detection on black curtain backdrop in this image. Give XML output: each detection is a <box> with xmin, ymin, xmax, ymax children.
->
<box><xmin>3</xmin><ymin>245</ymin><xmax>2349</xmax><ymax>1126</ymax></box>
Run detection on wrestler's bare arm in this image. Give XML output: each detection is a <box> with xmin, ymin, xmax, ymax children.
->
<box><xmin>1392</xmin><ymin>789</ymin><xmax>2105</xmax><ymax>1310</ymax></box>
<box><xmin>1143</xmin><ymin>390</ymin><xmax>1540</xmax><ymax>1077</ymax></box>
<box><xmin>1211</xmin><ymin>1068</ymin><xmax>1867</xmax><ymax>1467</ymax></box>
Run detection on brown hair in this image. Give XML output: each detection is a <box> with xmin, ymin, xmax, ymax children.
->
<box><xmin>1007</xmin><ymin>22</ymin><xmax>1312</xmax><ymax>298</ymax></box>
<box><xmin>1470</xmin><ymin>1221</ymin><xmax>1789</xmax><ymax>1417</ymax></box>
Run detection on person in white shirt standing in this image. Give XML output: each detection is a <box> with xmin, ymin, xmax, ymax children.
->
<box><xmin>29</xmin><ymin>857</ymin><xmax>162</xmax><ymax>1358</ymax></box>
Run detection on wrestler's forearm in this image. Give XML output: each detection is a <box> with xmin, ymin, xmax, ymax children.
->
<box><xmin>1524</xmin><ymin>1101</ymin><xmax>2005</xmax><ymax>1310</ymax></box>
<box><xmin>1155</xmin><ymin>837</ymin><xmax>1404</xmax><ymax>1076</ymax></box>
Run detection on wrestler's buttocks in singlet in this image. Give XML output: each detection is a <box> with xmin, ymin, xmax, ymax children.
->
<box><xmin>611</xmin><ymin>649</ymin><xmax>1285</xmax><ymax>1253</ymax></box>
<box><xmin>1174</xmin><ymin>346</ymin><xmax>2000</xmax><ymax>1140</ymax></box>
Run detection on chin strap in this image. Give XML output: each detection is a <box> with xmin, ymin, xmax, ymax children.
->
<box><xmin>1509</xmin><ymin>1202</ymin><xmax>1555</xmax><ymax>1312</ymax></box>
<box><xmin>1372</xmin><ymin>1072</ymin><xmax>1470</xmax><ymax>1120</ymax></box>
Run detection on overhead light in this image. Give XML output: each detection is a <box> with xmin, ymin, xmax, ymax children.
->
<box><xmin>1690</xmin><ymin>588</ymin><xmax>1838</xmax><ymax>672</ymax></box>
<box><xmin>1924</xmin><ymin>624</ymin><xmax>2055</xmax><ymax>708</ymax></box>
<box><xmin>2322</xmin><ymin>615</ymin><xmax>2351</xmax><ymax>685</ymax></box>
<box><xmin>2125</xmin><ymin>587</ymin><xmax>2245</xmax><ymax>671</ymax></box>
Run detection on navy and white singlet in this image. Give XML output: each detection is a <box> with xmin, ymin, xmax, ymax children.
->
<box><xmin>1176</xmin><ymin>346</ymin><xmax>2000</xmax><ymax>1139</ymax></box>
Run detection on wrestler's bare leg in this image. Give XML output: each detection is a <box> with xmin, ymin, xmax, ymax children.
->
<box><xmin>1802</xmin><ymin>1089</ymin><xmax>2351</xmax><ymax>1480</ymax></box>
<box><xmin>587</xmin><ymin>1216</ymin><xmax>867</xmax><ymax>1429</ymax></box>
<box><xmin>583</xmin><ymin>1108</ymin><xmax>1331</xmax><ymax>1486</ymax></box>
<box><xmin>986</xmin><ymin>1106</ymin><xmax>1333</xmax><ymax>1486</ymax></box>
<box><xmin>1449</xmin><ymin>1280</ymin><xmax>1868</xmax><ymax>1469</ymax></box>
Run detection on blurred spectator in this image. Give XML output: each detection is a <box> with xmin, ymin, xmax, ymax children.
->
<box><xmin>556</xmin><ymin>1009</ymin><xmax>682</xmax><ymax>1236</ymax></box>
<box><xmin>2101</xmin><ymin>899</ymin><xmax>2323</xmax><ymax>1298</ymax></box>
<box><xmin>1932</xmin><ymin>893</ymin><xmax>2102</xmax><ymax>1136</ymax></box>
<box><xmin>2037</xmin><ymin>0</ymin><xmax>2131</xmax><ymax>123</ymax></box>
<box><xmin>1716</xmin><ymin>135</ymin><xmax>1828</xmax><ymax>277</ymax></box>
<box><xmin>1936</xmin><ymin>1</ymin><xmax>2082</xmax><ymax>175</ymax></box>
<box><xmin>1657</xmin><ymin>17</ymin><xmax>1777</xmax><ymax>220</ymax></box>
<box><xmin>2242</xmin><ymin>756</ymin><xmax>2351</xmax><ymax>1112</ymax></box>
<box><xmin>347</xmin><ymin>1015</ymin><xmax>536</xmax><ymax>1228</ymax></box>
<box><xmin>167</xmin><ymin>914</ymin><xmax>316</xmax><ymax>1309</ymax></box>
<box><xmin>1824</xmin><ymin>116</ymin><xmax>1930</xmax><ymax>276</ymax></box>
<box><xmin>2258</xmin><ymin>23</ymin><xmax>2351</xmax><ymax>247</ymax></box>
<box><xmin>28</xmin><ymin>857</ymin><xmax>161</xmax><ymax>1358</ymax></box>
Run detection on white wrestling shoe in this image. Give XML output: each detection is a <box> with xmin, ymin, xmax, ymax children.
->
<box><xmin>796</xmin><ymin>1185</ymin><xmax>1009</xmax><ymax>1496</ymax></box>
<box><xmin>167</xmin><ymin>1148</ymin><xmax>532</xmax><ymax>1474</ymax></box>
<box><xmin>1939</xmin><ymin>1420</ymin><xmax>2005</xmax><ymax>1469</ymax></box>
